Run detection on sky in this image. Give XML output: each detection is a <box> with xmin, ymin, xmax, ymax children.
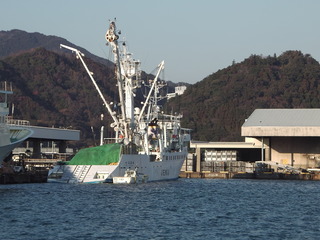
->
<box><xmin>1</xmin><ymin>0</ymin><xmax>320</xmax><ymax>84</ymax></box>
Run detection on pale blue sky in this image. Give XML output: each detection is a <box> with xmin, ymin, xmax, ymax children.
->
<box><xmin>1</xmin><ymin>0</ymin><xmax>320</xmax><ymax>83</ymax></box>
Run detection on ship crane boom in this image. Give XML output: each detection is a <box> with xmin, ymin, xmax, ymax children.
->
<box><xmin>138</xmin><ymin>60</ymin><xmax>165</xmax><ymax>122</ymax></box>
<box><xmin>60</xmin><ymin>44</ymin><xmax>121</xmax><ymax>134</ymax></box>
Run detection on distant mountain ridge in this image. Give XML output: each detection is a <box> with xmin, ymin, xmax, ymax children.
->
<box><xmin>0</xmin><ymin>29</ymin><xmax>112</xmax><ymax>66</ymax></box>
<box><xmin>0</xmin><ymin>29</ymin><xmax>187</xmax><ymax>90</ymax></box>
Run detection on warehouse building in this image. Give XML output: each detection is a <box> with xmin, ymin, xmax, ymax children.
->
<box><xmin>241</xmin><ymin>109</ymin><xmax>320</xmax><ymax>169</ymax></box>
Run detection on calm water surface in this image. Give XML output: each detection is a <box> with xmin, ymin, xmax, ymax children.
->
<box><xmin>1</xmin><ymin>178</ymin><xmax>319</xmax><ymax>240</ymax></box>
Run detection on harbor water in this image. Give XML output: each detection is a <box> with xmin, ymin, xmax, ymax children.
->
<box><xmin>1</xmin><ymin>178</ymin><xmax>320</xmax><ymax>240</ymax></box>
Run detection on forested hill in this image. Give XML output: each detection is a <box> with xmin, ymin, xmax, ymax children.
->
<box><xmin>166</xmin><ymin>51</ymin><xmax>320</xmax><ymax>142</ymax></box>
<box><xmin>0</xmin><ymin>48</ymin><xmax>117</xmax><ymax>147</ymax></box>
<box><xmin>1</xmin><ymin>30</ymin><xmax>319</xmax><ymax>145</ymax></box>
<box><xmin>0</xmin><ymin>48</ymin><xmax>172</xmax><ymax>147</ymax></box>
<box><xmin>0</xmin><ymin>30</ymin><xmax>187</xmax><ymax>147</ymax></box>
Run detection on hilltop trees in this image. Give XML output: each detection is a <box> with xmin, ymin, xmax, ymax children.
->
<box><xmin>0</xmin><ymin>48</ymin><xmax>117</xmax><ymax>147</ymax></box>
<box><xmin>167</xmin><ymin>51</ymin><xmax>320</xmax><ymax>141</ymax></box>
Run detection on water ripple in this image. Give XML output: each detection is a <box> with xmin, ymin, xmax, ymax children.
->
<box><xmin>1</xmin><ymin>179</ymin><xmax>320</xmax><ymax>239</ymax></box>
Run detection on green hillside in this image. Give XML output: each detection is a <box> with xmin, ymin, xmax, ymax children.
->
<box><xmin>0</xmin><ymin>48</ymin><xmax>117</xmax><ymax>147</ymax></box>
<box><xmin>166</xmin><ymin>51</ymin><xmax>320</xmax><ymax>141</ymax></box>
<box><xmin>1</xmin><ymin>30</ymin><xmax>319</xmax><ymax>146</ymax></box>
<box><xmin>0</xmin><ymin>47</ymin><xmax>177</xmax><ymax>147</ymax></box>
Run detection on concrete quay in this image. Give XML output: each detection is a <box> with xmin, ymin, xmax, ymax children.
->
<box><xmin>179</xmin><ymin>171</ymin><xmax>320</xmax><ymax>181</ymax></box>
<box><xmin>0</xmin><ymin>170</ymin><xmax>48</xmax><ymax>184</ymax></box>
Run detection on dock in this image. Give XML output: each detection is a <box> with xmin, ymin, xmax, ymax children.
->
<box><xmin>0</xmin><ymin>157</ymin><xmax>59</xmax><ymax>184</ymax></box>
<box><xmin>180</xmin><ymin>149</ymin><xmax>320</xmax><ymax>181</ymax></box>
<box><xmin>0</xmin><ymin>170</ymin><xmax>48</xmax><ymax>184</ymax></box>
<box><xmin>179</xmin><ymin>171</ymin><xmax>320</xmax><ymax>180</ymax></box>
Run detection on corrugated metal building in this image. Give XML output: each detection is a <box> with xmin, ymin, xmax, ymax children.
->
<box><xmin>242</xmin><ymin>109</ymin><xmax>320</xmax><ymax>169</ymax></box>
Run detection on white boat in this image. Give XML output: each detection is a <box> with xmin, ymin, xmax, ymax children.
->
<box><xmin>48</xmin><ymin>21</ymin><xmax>190</xmax><ymax>184</ymax></box>
<box><xmin>113</xmin><ymin>169</ymin><xmax>148</xmax><ymax>184</ymax></box>
<box><xmin>0</xmin><ymin>82</ymin><xmax>33</xmax><ymax>163</ymax></box>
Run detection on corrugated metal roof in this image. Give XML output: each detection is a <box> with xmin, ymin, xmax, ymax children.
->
<box><xmin>242</xmin><ymin>109</ymin><xmax>320</xmax><ymax>127</ymax></box>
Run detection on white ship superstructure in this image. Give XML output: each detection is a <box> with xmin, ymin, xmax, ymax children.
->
<box><xmin>48</xmin><ymin>21</ymin><xmax>190</xmax><ymax>183</ymax></box>
<box><xmin>0</xmin><ymin>82</ymin><xmax>33</xmax><ymax>163</ymax></box>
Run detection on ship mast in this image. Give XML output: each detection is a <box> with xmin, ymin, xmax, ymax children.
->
<box><xmin>106</xmin><ymin>21</ymin><xmax>142</xmax><ymax>142</ymax></box>
<box><xmin>62</xmin><ymin>21</ymin><xmax>168</xmax><ymax>148</ymax></box>
<box><xmin>105</xmin><ymin>21</ymin><xmax>129</xmax><ymax>140</ymax></box>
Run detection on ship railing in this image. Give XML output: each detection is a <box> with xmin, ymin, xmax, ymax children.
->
<box><xmin>0</xmin><ymin>82</ymin><xmax>13</xmax><ymax>93</ymax></box>
<box><xmin>6</xmin><ymin>116</ymin><xmax>30</xmax><ymax>126</ymax></box>
<box><xmin>140</xmin><ymin>115</ymin><xmax>183</xmax><ymax>125</ymax></box>
<box><xmin>103</xmin><ymin>137</ymin><xmax>119</xmax><ymax>144</ymax></box>
<box><xmin>157</xmin><ymin>113</ymin><xmax>183</xmax><ymax>121</ymax></box>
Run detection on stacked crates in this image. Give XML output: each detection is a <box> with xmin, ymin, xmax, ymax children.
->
<box><xmin>201</xmin><ymin>150</ymin><xmax>254</xmax><ymax>173</ymax></box>
<box><xmin>181</xmin><ymin>153</ymin><xmax>195</xmax><ymax>172</ymax></box>
<box><xmin>245</xmin><ymin>162</ymin><xmax>254</xmax><ymax>173</ymax></box>
<box><xmin>213</xmin><ymin>161</ymin><xmax>226</xmax><ymax>172</ymax></box>
<box><xmin>181</xmin><ymin>150</ymin><xmax>256</xmax><ymax>173</ymax></box>
<box><xmin>200</xmin><ymin>161</ymin><xmax>214</xmax><ymax>172</ymax></box>
<box><xmin>204</xmin><ymin>150</ymin><xmax>238</xmax><ymax>161</ymax></box>
<box><xmin>225</xmin><ymin>161</ymin><xmax>246</xmax><ymax>172</ymax></box>
<box><xmin>255</xmin><ymin>162</ymin><xmax>272</xmax><ymax>173</ymax></box>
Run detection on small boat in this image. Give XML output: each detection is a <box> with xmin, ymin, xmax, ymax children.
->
<box><xmin>48</xmin><ymin>21</ymin><xmax>190</xmax><ymax>184</ymax></box>
<box><xmin>113</xmin><ymin>168</ymin><xmax>148</xmax><ymax>184</ymax></box>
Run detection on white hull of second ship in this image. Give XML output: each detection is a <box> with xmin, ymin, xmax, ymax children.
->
<box><xmin>0</xmin><ymin>127</ymin><xmax>33</xmax><ymax>163</ymax></box>
<box><xmin>0</xmin><ymin>142</ymin><xmax>20</xmax><ymax>162</ymax></box>
<box><xmin>48</xmin><ymin>149</ymin><xmax>187</xmax><ymax>183</ymax></box>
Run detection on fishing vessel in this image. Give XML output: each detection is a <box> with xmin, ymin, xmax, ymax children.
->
<box><xmin>0</xmin><ymin>82</ymin><xmax>33</xmax><ymax>163</ymax></box>
<box><xmin>48</xmin><ymin>21</ymin><xmax>190</xmax><ymax>183</ymax></box>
